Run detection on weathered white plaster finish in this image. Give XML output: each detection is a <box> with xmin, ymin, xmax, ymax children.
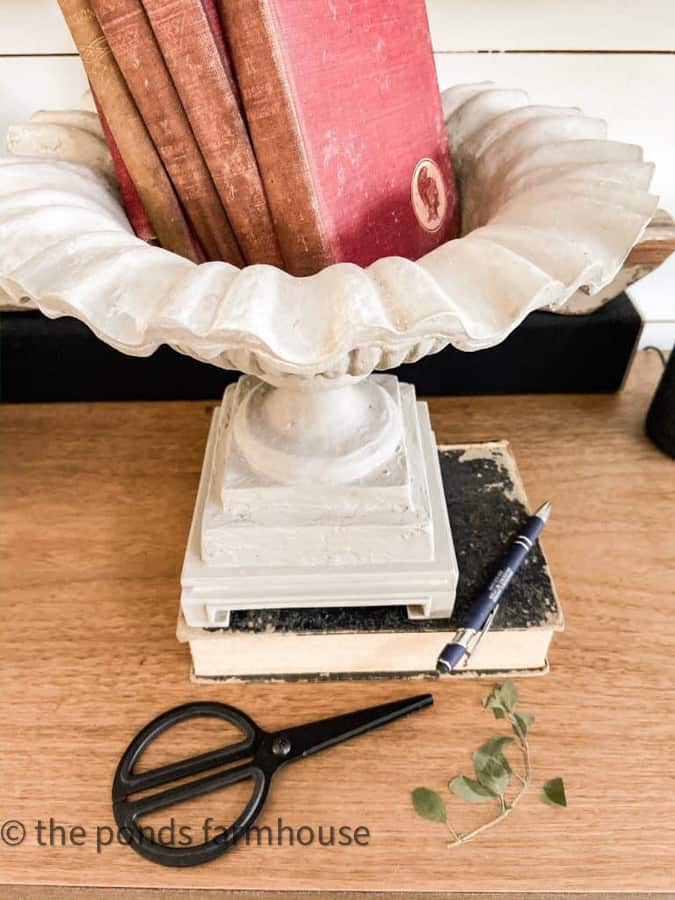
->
<box><xmin>201</xmin><ymin>377</ymin><xmax>433</xmax><ymax>567</ymax></box>
<box><xmin>0</xmin><ymin>83</ymin><xmax>657</xmax><ymax>380</ymax></box>
<box><xmin>0</xmin><ymin>82</ymin><xmax>657</xmax><ymax>622</ymax></box>
<box><xmin>181</xmin><ymin>394</ymin><xmax>458</xmax><ymax>627</ymax></box>
<box><xmin>230</xmin><ymin>377</ymin><xmax>403</xmax><ymax>485</ymax></box>
<box><xmin>5</xmin><ymin>108</ymin><xmax>115</xmax><ymax>182</ymax></box>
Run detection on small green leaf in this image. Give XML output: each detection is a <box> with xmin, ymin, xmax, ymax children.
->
<box><xmin>482</xmin><ymin>682</ymin><xmax>519</xmax><ymax>716</ymax></box>
<box><xmin>449</xmin><ymin>775</ymin><xmax>496</xmax><ymax>803</ymax></box>
<box><xmin>541</xmin><ymin>777</ymin><xmax>567</xmax><ymax>807</ymax></box>
<box><xmin>475</xmin><ymin>755</ymin><xmax>511</xmax><ymax>796</ymax></box>
<box><xmin>477</xmin><ymin>736</ymin><xmax>514</xmax><ymax>757</ymax></box>
<box><xmin>512</xmin><ymin>711</ymin><xmax>534</xmax><ymax>736</ymax></box>
<box><xmin>412</xmin><ymin>787</ymin><xmax>447</xmax><ymax>822</ymax></box>
<box><xmin>499</xmin><ymin>682</ymin><xmax>519</xmax><ymax>712</ymax></box>
<box><xmin>481</xmin><ymin>685</ymin><xmax>501</xmax><ymax>710</ymax></box>
<box><xmin>473</xmin><ymin>736</ymin><xmax>514</xmax><ymax>778</ymax></box>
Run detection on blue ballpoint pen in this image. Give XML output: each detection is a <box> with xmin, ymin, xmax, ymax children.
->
<box><xmin>437</xmin><ymin>500</ymin><xmax>552</xmax><ymax>673</ymax></box>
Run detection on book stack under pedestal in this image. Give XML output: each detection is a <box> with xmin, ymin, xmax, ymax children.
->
<box><xmin>178</xmin><ymin>441</ymin><xmax>563</xmax><ymax>682</ymax></box>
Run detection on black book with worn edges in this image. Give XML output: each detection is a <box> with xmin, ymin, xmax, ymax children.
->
<box><xmin>177</xmin><ymin>441</ymin><xmax>563</xmax><ymax>681</ymax></box>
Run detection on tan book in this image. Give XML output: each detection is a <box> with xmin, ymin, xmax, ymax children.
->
<box><xmin>90</xmin><ymin>0</ymin><xmax>244</xmax><ymax>265</ymax></box>
<box><xmin>57</xmin><ymin>0</ymin><xmax>202</xmax><ymax>261</ymax></box>
<box><xmin>142</xmin><ymin>0</ymin><xmax>284</xmax><ymax>266</ymax></box>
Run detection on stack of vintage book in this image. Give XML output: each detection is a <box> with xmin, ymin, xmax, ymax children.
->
<box><xmin>58</xmin><ymin>0</ymin><xmax>460</xmax><ymax>274</ymax></box>
<box><xmin>178</xmin><ymin>441</ymin><xmax>563</xmax><ymax>682</ymax></box>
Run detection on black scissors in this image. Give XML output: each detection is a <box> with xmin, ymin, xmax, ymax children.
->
<box><xmin>112</xmin><ymin>693</ymin><xmax>433</xmax><ymax>867</ymax></box>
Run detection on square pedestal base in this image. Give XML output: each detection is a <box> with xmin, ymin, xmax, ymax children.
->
<box><xmin>180</xmin><ymin>381</ymin><xmax>457</xmax><ymax>627</ymax></box>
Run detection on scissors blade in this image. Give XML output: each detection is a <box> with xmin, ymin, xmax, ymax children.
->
<box><xmin>277</xmin><ymin>693</ymin><xmax>433</xmax><ymax>762</ymax></box>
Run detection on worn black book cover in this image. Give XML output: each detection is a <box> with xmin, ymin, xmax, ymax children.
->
<box><xmin>179</xmin><ymin>442</ymin><xmax>563</xmax><ymax>681</ymax></box>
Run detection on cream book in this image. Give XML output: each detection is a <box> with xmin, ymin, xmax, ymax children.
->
<box><xmin>177</xmin><ymin>442</ymin><xmax>563</xmax><ymax>681</ymax></box>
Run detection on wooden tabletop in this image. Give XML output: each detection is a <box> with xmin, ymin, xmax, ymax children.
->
<box><xmin>2</xmin><ymin>350</ymin><xmax>674</xmax><ymax>896</ymax></box>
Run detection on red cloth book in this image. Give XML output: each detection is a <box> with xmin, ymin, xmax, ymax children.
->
<box><xmin>91</xmin><ymin>0</ymin><xmax>244</xmax><ymax>265</ymax></box>
<box><xmin>141</xmin><ymin>0</ymin><xmax>283</xmax><ymax>266</ymax></box>
<box><xmin>219</xmin><ymin>0</ymin><xmax>459</xmax><ymax>276</ymax></box>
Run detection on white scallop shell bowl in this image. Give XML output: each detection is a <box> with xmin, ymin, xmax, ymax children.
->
<box><xmin>0</xmin><ymin>82</ymin><xmax>658</xmax><ymax>389</ymax></box>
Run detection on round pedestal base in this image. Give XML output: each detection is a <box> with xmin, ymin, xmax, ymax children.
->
<box><xmin>231</xmin><ymin>378</ymin><xmax>402</xmax><ymax>484</ymax></box>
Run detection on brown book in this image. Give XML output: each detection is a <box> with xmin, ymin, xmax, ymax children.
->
<box><xmin>93</xmin><ymin>96</ymin><xmax>157</xmax><ymax>245</ymax></box>
<box><xmin>90</xmin><ymin>0</ymin><xmax>243</xmax><ymax>265</ymax></box>
<box><xmin>57</xmin><ymin>0</ymin><xmax>202</xmax><ymax>261</ymax></box>
<box><xmin>142</xmin><ymin>0</ymin><xmax>283</xmax><ymax>266</ymax></box>
<box><xmin>201</xmin><ymin>0</ymin><xmax>241</xmax><ymax>107</ymax></box>
<box><xmin>218</xmin><ymin>0</ymin><xmax>459</xmax><ymax>276</ymax></box>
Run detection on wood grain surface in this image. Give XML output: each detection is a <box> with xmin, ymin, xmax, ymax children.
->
<box><xmin>1</xmin><ymin>350</ymin><xmax>674</xmax><ymax>894</ymax></box>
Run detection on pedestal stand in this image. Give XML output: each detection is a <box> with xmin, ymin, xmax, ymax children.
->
<box><xmin>180</xmin><ymin>373</ymin><xmax>458</xmax><ymax>627</ymax></box>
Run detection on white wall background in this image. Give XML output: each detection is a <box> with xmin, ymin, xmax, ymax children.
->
<box><xmin>1</xmin><ymin>0</ymin><xmax>674</xmax><ymax>342</ymax></box>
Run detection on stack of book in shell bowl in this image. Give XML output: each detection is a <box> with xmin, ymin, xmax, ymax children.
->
<box><xmin>58</xmin><ymin>0</ymin><xmax>460</xmax><ymax>274</ymax></box>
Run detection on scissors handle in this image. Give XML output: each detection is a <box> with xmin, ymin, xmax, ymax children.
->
<box><xmin>112</xmin><ymin>702</ymin><xmax>270</xmax><ymax>867</ymax></box>
<box><xmin>113</xmin><ymin>694</ymin><xmax>434</xmax><ymax>867</ymax></box>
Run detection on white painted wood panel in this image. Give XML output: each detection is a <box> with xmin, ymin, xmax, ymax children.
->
<box><xmin>435</xmin><ymin>52</ymin><xmax>675</xmax><ymax>214</ymax></box>
<box><xmin>0</xmin><ymin>57</ymin><xmax>87</xmax><ymax>146</ymax></box>
<box><xmin>627</xmin><ymin>254</ymin><xmax>675</xmax><ymax>348</ymax></box>
<box><xmin>0</xmin><ymin>1</ymin><xmax>76</xmax><ymax>55</ymax></box>
<box><xmin>2</xmin><ymin>1</ymin><xmax>674</xmax><ymax>55</ymax></box>
<box><xmin>426</xmin><ymin>0</ymin><xmax>675</xmax><ymax>51</ymax></box>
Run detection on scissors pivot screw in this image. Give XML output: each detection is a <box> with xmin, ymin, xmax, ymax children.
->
<box><xmin>271</xmin><ymin>734</ymin><xmax>291</xmax><ymax>757</ymax></box>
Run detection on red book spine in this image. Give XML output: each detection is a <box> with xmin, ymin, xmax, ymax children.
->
<box><xmin>93</xmin><ymin>95</ymin><xmax>157</xmax><ymax>244</ymax></box>
<box><xmin>90</xmin><ymin>0</ymin><xmax>244</xmax><ymax>265</ymax></box>
<box><xmin>142</xmin><ymin>0</ymin><xmax>283</xmax><ymax>266</ymax></box>
<box><xmin>97</xmin><ymin>93</ymin><xmax>207</xmax><ymax>262</ymax></box>
<box><xmin>219</xmin><ymin>0</ymin><xmax>459</xmax><ymax>276</ymax></box>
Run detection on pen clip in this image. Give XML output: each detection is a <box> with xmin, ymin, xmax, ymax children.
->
<box><xmin>458</xmin><ymin>605</ymin><xmax>500</xmax><ymax>669</ymax></box>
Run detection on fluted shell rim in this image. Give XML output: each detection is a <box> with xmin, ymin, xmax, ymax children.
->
<box><xmin>0</xmin><ymin>82</ymin><xmax>658</xmax><ymax>381</ymax></box>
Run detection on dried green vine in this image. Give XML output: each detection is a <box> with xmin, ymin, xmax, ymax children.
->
<box><xmin>412</xmin><ymin>682</ymin><xmax>566</xmax><ymax>847</ymax></box>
